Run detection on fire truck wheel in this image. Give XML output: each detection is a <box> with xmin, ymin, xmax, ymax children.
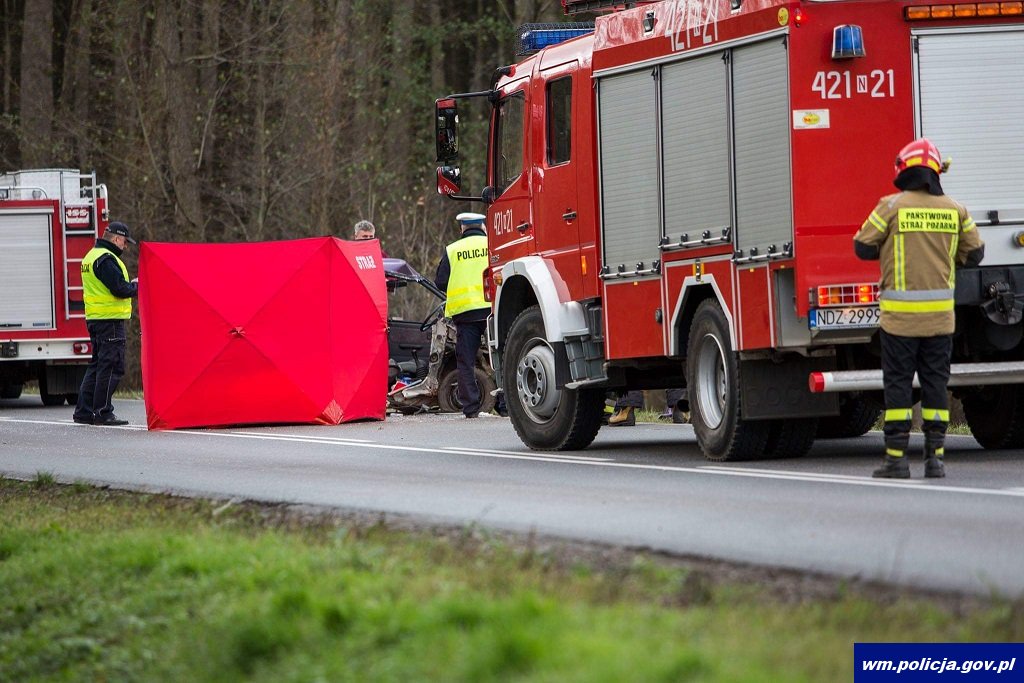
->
<box><xmin>963</xmin><ymin>386</ymin><xmax>1024</xmax><ymax>450</ymax></box>
<box><xmin>503</xmin><ymin>306</ymin><xmax>603</xmax><ymax>450</ymax></box>
<box><xmin>437</xmin><ymin>367</ymin><xmax>497</xmax><ymax>415</ymax></box>
<box><xmin>815</xmin><ymin>395</ymin><xmax>880</xmax><ymax>439</ymax></box>
<box><xmin>763</xmin><ymin>417</ymin><xmax>819</xmax><ymax>459</ymax></box>
<box><xmin>38</xmin><ymin>374</ymin><xmax>66</xmax><ymax>406</ymax></box>
<box><xmin>686</xmin><ymin>300</ymin><xmax>770</xmax><ymax>461</ymax></box>
<box><xmin>1</xmin><ymin>382</ymin><xmax>23</xmax><ymax>400</ymax></box>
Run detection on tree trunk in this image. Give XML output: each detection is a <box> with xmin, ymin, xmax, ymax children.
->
<box><xmin>154</xmin><ymin>1</ymin><xmax>203</xmax><ymax>238</ymax></box>
<box><xmin>58</xmin><ymin>0</ymin><xmax>92</xmax><ymax>166</ymax></box>
<box><xmin>20</xmin><ymin>0</ymin><xmax>54</xmax><ymax>167</ymax></box>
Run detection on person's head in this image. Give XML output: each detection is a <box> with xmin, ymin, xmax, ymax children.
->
<box><xmin>103</xmin><ymin>221</ymin><xmax>137</xmax><ymax>250</ymax></box>
<box><xmin>893</xmin><ymin>138</ymin><xmax>948</xmax><ymax>195</ymax></box>
<box><xmin>353</xmin><ymin>220</ymin><xmax>376</xmax><ymax>241</ymax></box>
<box><xmin>456</xmin><ymin>212</ymin><xmax>486</xmax><ymax>233</ymax></box>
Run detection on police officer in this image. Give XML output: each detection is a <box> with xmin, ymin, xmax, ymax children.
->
<box><xmin>72</xmin><ymin>222</ymin><xmax>139</xmax><ymax>426</ymax></box>
<box><xmin>854</xmin><ymin>138</ymin><xmax>984</xmax><ymax>479</ymax></box>
<box><xmin>435</xmin><ymin>212</ymin><xmax>490</xmax><ymax>418</ymax></box>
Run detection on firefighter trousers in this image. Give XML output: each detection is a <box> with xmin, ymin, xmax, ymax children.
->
<box><xmin>880</xmin><ymin>330</ymin><xmax>952</xmax><ymax>458</ymax></box>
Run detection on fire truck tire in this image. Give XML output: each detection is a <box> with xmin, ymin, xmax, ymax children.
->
<box><xmin>1</xmin><ymin>382</ymin><xmax>23</xmax><ymax>400</ymax></box>
<box><xmin>815</xmin><ymin>395</ymin><xmax>880</xmax><ymax>439</ymax></box>
<box><xmin>963</xmin><ymin>386</ymin><xmax>1024</xmax><ymax>450</ymax></box>
<box><xmin>686</xmin><ymin>300</ymin><xmax>770</xmax><ymax>461</ymax></box>
<box><xmin>764</xmin><ymin>418</ymin><xmax>819</xmax><ymax>459</ymax></box>
<box><xmin>503</xmin><ymin>306</ymin><xmax>603</xmax><ymax>450</ymax></box>
<box><xmin>38</xmin><ymin>374</ymin><xmax>66</xmax><ymax>406</ymax></box>
<box><xmin>438</xmin><ymin>367</ymin><xmax>497</xmax><ymax>415</ymax></box>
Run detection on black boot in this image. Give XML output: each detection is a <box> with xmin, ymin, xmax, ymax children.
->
<box><xmin>923</xmin><ymin>429</ymin><xmax>946</xmax><ymax>479</ymax></box>
<box><xmin>873</xmin><ymin>454</ymin><xmax>910</xmax><ymax>479</ymax></box>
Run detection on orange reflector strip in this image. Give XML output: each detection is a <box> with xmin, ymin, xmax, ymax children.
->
<box><xmin>906</xmin><ymin>1</ymin><xmax>1022</xmax><ymax>17</ymax></box>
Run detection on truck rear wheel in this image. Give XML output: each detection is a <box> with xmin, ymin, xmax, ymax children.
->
<box><xmin>815</xmin><ymin>395</ymin><xmax>880</xmax><ymax>439</ymax></box>
<box><xmin>503</xmin><ymin>306</ymin><xmax>603</xmax><ymax>450</ymax></box>
<box><xmin>963</xmin><ymin>386</ymin><xmax>1024</xmax><ymax>450</ymax></box>
<box><xmin>1</xmin><ymin>382</ymin><xmax>23</xmax><ymax>400</ymax></box>
<box><xmin>764</xmin><ymin>418</ymin><xmax>819</xmax><ymax>459</ymax></box>
<box><xmin>686</xmin><ymin>300</ymin><xmax>769</xmax><ymax>461</ymax></box>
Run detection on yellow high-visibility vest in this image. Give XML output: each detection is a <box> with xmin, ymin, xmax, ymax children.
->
<box><xmin>444</xmin><ymin>234</ymin><xmax>489</xmax><ymax>317</ymax></box>
<box><xmin>81</xmin><ymin>247</ymin><xmax>132</xmax><ymax>320</ymax></box>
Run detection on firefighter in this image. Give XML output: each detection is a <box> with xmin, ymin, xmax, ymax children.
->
<box><xmin>608</xmin><ymin>389</ymin><xmax>687</xmax><ymax>426</ymax></box>
<box><xmin>435</xmin><ymin>212</ymin><xmax>492</xmax><ymax>418</ymax></box>
<box><xmin>72</xmin><ymin>222</ymin><xmax>139</xmax><ymax>426</ymax></box>
<box><xmin>854</xmin><ymin>138</ymin><xmax>984</xmax><ymax>479</ymax></box>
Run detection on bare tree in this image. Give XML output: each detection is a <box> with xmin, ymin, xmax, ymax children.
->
<box><xmin>20</xmin><ymin>0</ymin><xmax>54</xmax><ymax>166</ymax></box>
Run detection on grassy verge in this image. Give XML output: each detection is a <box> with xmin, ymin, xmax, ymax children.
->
<box><xmin>1</xmin><ymin>477</ymin><xmax>1021</xmax><ymax>682</ymax></box>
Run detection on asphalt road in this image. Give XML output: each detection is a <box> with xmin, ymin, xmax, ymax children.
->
<box><xmin>2</xmin><ymin>397</ymin><xmax>1023</xmax><ymax>597</ymax></box>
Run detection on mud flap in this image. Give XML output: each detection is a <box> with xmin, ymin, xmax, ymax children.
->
<box><xmin>739</xmin><ymin>355</ymin><xmax>838</xmax><ymax>420</ymax></box>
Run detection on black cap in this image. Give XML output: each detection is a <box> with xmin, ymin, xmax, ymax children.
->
<box><xmin>106</xmin><ymin>221</ymin><xmax>137</xmax><ymax>245</ymax></box>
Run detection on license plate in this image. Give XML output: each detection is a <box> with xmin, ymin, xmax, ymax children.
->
<box><xmin>809</xmin><ymin>306</ymin><xmax>880</xmax><ymax>330</ymax></box>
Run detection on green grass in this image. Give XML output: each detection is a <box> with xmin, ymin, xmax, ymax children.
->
<box><xmin>0</xmin><ymin>478</ymin><xmax>1021</xmax><ymax>682</ymax></box>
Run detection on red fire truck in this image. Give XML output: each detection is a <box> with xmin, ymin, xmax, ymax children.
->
<box><xmin>0</xmin><ymin>169</ymin><xmax>109</xmax><ymax>405</ymax></box>
<box><xmin>434</xmin><ymin>0</ymin><xmax>1024</xmax><ymax>460</ymax></box>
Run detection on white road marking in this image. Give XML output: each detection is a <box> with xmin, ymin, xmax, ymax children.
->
<box><xmin>700</xmin><ymin>465</ymin><xmax>925</xmax><ymax>484</ymax></box>
<box><xmin>3</xmin><ymin>416</ymin><xmax>1024</xmax><ymax>498</ymax></box>
<box><xmin>234</xmin><ymin>430</ymin><xmax>372</xmax><ymax>443</ymax></box>
<box><xmin>445</xmin><ymin>445</ymin><xmax>610</xmax><ymax>461</ymax></box>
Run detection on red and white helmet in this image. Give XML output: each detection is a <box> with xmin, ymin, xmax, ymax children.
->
<box><xmin>894</xmin><ymin>138</ymin><xmax>945</xmax><ymax>178</ymax></box>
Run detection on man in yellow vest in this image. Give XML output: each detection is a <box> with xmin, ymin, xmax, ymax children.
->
<box><xmin>854</xmin><ymin>139</ymin><xmax>984</xmax><ymax>479</ymax></box>
<box><xmin>434</xmin><ymin>212</ymin><xmax>491</xmax><ymax>418</ymax></box>
<box><xmin>72</xmin><ymin>222</ymin><xmax>139</xmax><ymax>426</ymax></box>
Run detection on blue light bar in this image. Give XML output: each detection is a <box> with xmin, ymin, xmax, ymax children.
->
<box><xmin>516</xmin><ymin>23</ymin><xmax>594</xmax><ymax>56</ymax></box>
<box><xmin>832</xmin><ymin>24</ymin><xmax>866</xmax><ymax>59</ymax></box>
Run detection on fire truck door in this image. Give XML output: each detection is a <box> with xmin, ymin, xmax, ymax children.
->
<box><xmin>487</xmin><ymin>84</ymin><xmax>534</xmax><ymax>267</ymax></box>
<box><xmin>534</xmin><ymin>61</ymin><xmax>583</xmax><ymax>297</ymax></box>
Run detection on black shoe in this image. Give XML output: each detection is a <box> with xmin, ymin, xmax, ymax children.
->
<box><xmin>872</xmin><ymin>455</ymin><xmax>910</xmax><ymax>479</ymax></box>
<box><xmin>924</xmin><ymin>458</ymin><xmax>945</xmax><ymax>478</ymax></box>
<box><xmin>72</xmin><ymin>414</ymin><xmax>94</xmax><ymax>425</ymax></box>
<box><xmin>464</xmin><ymin>412</ymin><xmax>479</xmax><ymax>419</ymax></box>
<box><xmin>94</xmin><ymin>415</ymin><xmax>129</xmax><ymax>426</ymax></box>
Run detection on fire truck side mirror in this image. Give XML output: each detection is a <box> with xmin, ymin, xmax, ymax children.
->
<box><xmin>481</xmin><ymin>186</ymin><xmax>497</xmax><ymax>205</ymax></box>
<box><xmin>437</xmin><ymin>166</ymin><xmax>462</xmax><ymax>196</ymax></box>
<box><xmin>435</xmin><ymin>98</ymin><xmax>459</xmax><ymax>164</ymax></box>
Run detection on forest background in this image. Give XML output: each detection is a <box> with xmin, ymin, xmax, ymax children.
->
<box><xmin>0</xmin><ymin>0</ymin><xmax>595</xmax><ymax>387</ymax></box>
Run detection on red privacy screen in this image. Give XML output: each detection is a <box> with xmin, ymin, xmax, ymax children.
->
<box><xmin>139</xmin><ymin>237</ymin><xmax>387</xmax><ymax>430</ymax></box>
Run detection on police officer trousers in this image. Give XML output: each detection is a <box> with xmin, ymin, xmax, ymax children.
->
<box><xmin>74</xmin><ymin>319</ymin><xmax>127</xmax><ymax>421</ymax></box>
<box><xmin>880</xmin><ymin>330</ymin><xmax>952</xmax><ymax>457</ymax></box>
<box><xmin>455</xmin><ymin>319</ymin><xmax>487</xmax><ymax>417</ymax></box>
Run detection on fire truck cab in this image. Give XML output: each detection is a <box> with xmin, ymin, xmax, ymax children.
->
<box><xmin>0</xmin><ymin>169</ymin><xmax>108</xmax><ymax>405</ymax></box>
<box><xmin>434</xmin><ymin>0</ymin><xmax>1024</xmax><ymax>459</ymax></box>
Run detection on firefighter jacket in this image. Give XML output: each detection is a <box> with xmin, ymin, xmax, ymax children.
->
<box><xmin>81</xmin><ymin>243</ymin><xmax>134</xmax><ymax>320</ymax></box>
<box><xmin>854</xmin><ymin>190</ymin><xmax>984</xmax><ymax>337</ymax></box>
<box><xmin>439</xmin><ymin>232</ymin><xmax>490</xmax><ymax>318</ymax></box>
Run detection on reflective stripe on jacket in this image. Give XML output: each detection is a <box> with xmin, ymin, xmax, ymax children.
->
<box><xmin>82</xmin><ymin>248</ymin><xmax>132</xmax><ymax>320</ymax></box>
<box><xmin>854</xmin><ymin>190</ymin><xmax>983</xmax><ymax>337</ymax></box>
<box><xmin>443</xmin><ymin>234</ymin><xmax>490</xmax><ymax>317</ymax></box>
